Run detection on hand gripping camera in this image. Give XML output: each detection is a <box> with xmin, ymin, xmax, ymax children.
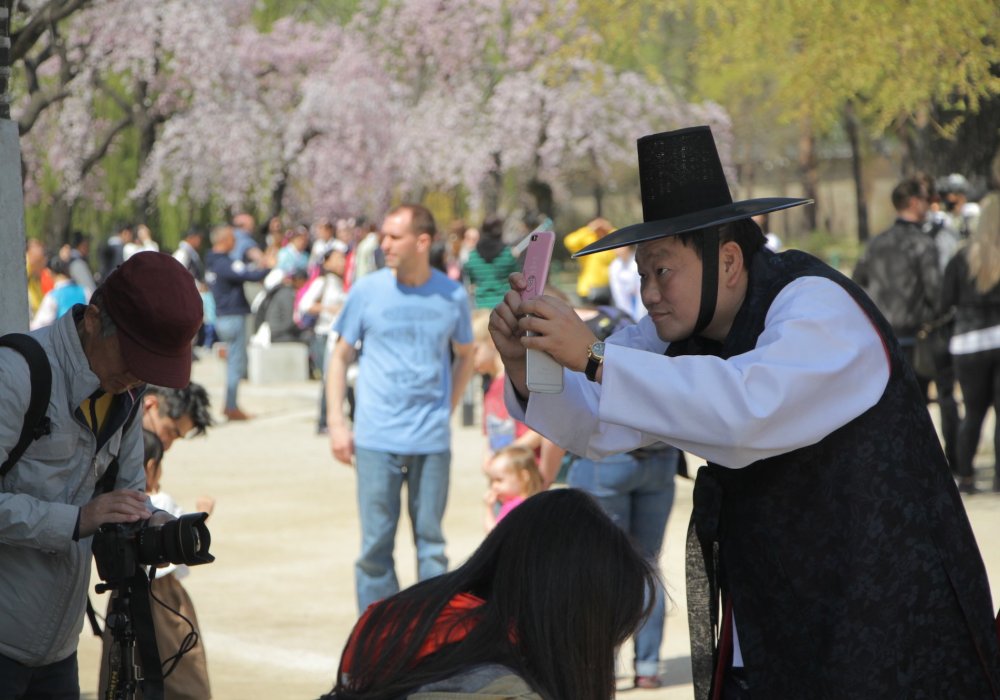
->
<box><xmin>93</xmin><ymin>512</ymin><xmax>215</xmax><ymax>584</ymax></box>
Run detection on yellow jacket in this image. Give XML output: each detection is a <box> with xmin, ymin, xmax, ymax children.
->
<box><xmin>563</xmin><ymin>225</ymin><xmax>616</xmax><ymax>299</ymax></box>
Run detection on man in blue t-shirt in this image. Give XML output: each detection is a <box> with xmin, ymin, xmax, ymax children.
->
<box><xmin>327</xmin><ymin>203</ymin><xmax>475</xmax><ymax>612</ymax></box>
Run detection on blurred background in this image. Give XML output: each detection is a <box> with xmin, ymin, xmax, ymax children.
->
<box><xmin>2</xmin><ymin>0</ymin><xmax>998</xmax><ymax>272</ymax></box>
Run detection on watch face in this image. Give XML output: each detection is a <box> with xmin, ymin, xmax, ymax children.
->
<box><xmin>591</xmin><ymin>341</ymin><xmax>605</xmax><ymax>359</ymax></box>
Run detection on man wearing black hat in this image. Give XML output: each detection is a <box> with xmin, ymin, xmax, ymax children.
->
<box><xmin>0</xmin><ymin>252</ymin><xmax>203</xmax><ymax>697</ymax></box>
<box><xmin>490</xmin><ymin>127</ymin><xmax>1000</xmax><ymax>698</ymax></box>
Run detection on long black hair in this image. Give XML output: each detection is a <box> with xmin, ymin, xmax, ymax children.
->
<box><xmin>474</xmin><ymin>215</ymin><xmax>506</xmax><ymax>264</ymax></box>
<box><xmin>329</xmin><ymin>489</ymin><xmax>657</xmax><ymax>700</ymax></box>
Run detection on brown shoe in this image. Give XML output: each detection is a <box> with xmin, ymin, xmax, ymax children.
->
<box><xmin>224</xmin><ymin>408</ymin><xmax>252</xmax><ymax>421</ymax></box>
<box><xmin>635</xmin><ymin>675</ymin><xmax>662</xmax><ymax>689</ymax></box>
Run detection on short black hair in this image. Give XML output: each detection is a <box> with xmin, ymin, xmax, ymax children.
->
<box><xmin>145</xmin><ymin>382</ymin><xmax>213</xmax><ymax>436</ymax></box>
<box><xmin>891</xmin><ymin>177</ymin><xmax>927</xmax><ymax>212</ymax></box>
<box><xmin>676</xmin><ymin>217</ymin><xmax>766</xmax><ymax>264</ymax></box>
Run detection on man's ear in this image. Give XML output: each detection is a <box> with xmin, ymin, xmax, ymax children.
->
<box><xmin>720</xmin><ymin>240</ymin><xmax>744</xmax><ymax>285</ymax></box>
<box><xmin>416</xmin><ymin>232</ymin><xmax>434</xmax><ymax>253</ymax></box>
<box><xmin>143</xmin><ymin>394</ymin><xmax>158</xmax><ymax>414</ymax></box>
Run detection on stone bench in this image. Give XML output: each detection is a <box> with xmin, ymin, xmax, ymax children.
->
<box><xmin>248</xmin><ymin>342</ymin><xmax>310</xmax><ymax>384</ymax></box>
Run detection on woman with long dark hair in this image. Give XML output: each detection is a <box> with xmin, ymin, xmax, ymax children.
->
<box><xmin>321</xmin><ymin>489</ymin><xmax>656</xmax><ymax>700</ymax></box>
<box><xmin>942</xmin><ymin>192</ymin><xmax>1000</xmax><ymax>493</ymax></box>
<box><xmin>463</xmin><ymin>216</ymin><xmax>519</xmax><ymax>309</ymax></box>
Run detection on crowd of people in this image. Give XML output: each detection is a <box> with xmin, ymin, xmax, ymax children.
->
<box><xmin>852</xmin><ymin>171</ymin><xmax>998</xmax><ymax>493</ymax></box>
<box><xmin>7</xmin><ymin>124</ymin><xmax>1000</xmax><ymax>700</ymax></box>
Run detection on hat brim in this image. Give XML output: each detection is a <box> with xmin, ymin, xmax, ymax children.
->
<box><xmin>573</xmin><ymin>197</ymin><xmax>812</xmax><ymax>257</ymax></box>
<box><xmin>117</xmin><ymin>331</ymin><xmax>193</xmax><ymax>389</ymax></box>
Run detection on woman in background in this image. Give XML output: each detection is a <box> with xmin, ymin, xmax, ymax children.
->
<box><xmin>941</xmin><ymin>192</ymin><xmax>1000</xmax><ymax>493</ymax></box>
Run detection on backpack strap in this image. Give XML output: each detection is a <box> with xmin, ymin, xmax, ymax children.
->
<box><xmin>0</xmin><ymin>333</ymin><xmax>53</xmax><ymax>478</ymax></box>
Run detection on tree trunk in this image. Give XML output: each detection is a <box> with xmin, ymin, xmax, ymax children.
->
<box><xmin>47</xmin><ymin>196</ymin><xmax>74</xmax><ymax>245</ymax></box>
<box><xmin>843</xmin><ymin>101</ymin><xmax>870</xmax><ymax>243</ymax></box>
<box><xmin>593</xmin><ymin>181</ymin><xmax>603</xmax><ymax>218</ymax></box>
<box><xmin>797</xmin><ymin>120</ymin><xmax>818</xmax><ymax>232</ymax></box>
<box><xmin>482</xmin><ymin>152</ymin><xmax>502</xmax><ymax>217</ymax></box>
<box><xmin>527</xmin><ymin>177</ymin><xmax>554</xmax><ymax>221</ymax></box>
<box><xmin>0</xmin><ymin>0</ymin><xmax>11</xmax><ymax>121</ymax></box>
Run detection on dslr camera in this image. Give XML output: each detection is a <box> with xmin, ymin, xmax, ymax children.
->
<box><xmin>92</xmin><ymin>512</ymin><xmax>215</xmax><ymax>584</ymax></box>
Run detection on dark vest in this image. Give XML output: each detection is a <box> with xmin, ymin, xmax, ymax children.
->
<box><xmin>677</xmin><ymin>249</ymin><xmax>1000</xmax><ymax>699</ymax></box>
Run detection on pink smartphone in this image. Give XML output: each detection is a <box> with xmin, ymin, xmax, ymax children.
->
<box><xmin>520</xmin><ymin>231</ymin><xmax>554</xmax><ymax>301</ymax></box>
<box><xmin>519</xmin><ymin>231</ymin><xmax>563</xmax><ymax>393</ymax></box>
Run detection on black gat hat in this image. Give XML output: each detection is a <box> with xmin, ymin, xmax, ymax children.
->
<box><xmin>575</xmin><ymin>126</ymin><xmax>811</xmax><ymax>257</ymax></box>
<box><xmin>575</xmin><ymin>126</ymin><xmax>811</xmax><ymax>338</ymax></box>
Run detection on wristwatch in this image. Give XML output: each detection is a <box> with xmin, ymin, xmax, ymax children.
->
<box><xmin>585</xmin><ymin>341</ymin><xmax>605</xmax><ymax>382</ymax></box>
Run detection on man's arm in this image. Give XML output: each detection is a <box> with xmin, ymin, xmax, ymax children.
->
<box><xmin>326</xmin><ymin>338</ymin><xmax>358</xmax><ymax>465</ymax></box>
<box><xmin>450</xmin><ymin>341</ymin><xmax>476</xmax><ymax>414</ymax></box>
<box><xmin>81</xmin><ymin>397</ymin><xmax>168</xmax><ymax>538</ymax></box>
<box><xmin>527</xmin><ymin>276</ymin><xmax>890</xmax><ymax>467</ymax></box>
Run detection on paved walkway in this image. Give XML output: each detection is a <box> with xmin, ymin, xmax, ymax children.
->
<box><xmin>76</xmin><ymin>353</ymin><xmax>1000</xmax><ymax>699</ymax></box>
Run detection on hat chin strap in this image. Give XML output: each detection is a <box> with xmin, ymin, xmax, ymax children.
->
<box><xmin>691</xmin><ymin>228</ymin><xmax>719</xmax><ymax>338</ymax></box>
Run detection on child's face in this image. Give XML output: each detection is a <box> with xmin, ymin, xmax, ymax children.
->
<box><xmin>144</xmin><ymin>458</ymin><xmax>162</xmax><ymax>493</ymax></box>
<box><xmin>473</xmin><ymin>339</ymin><xmax>498</xmax><ymax>375</ymax></box>
<box><xmin>486</xmin><ymin>456</ymin><xmax>527</xmax><ymax>503</ymax></box>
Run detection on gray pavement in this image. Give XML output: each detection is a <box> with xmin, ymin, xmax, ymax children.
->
<box><xmin>77</xmin><ymin>352</ymin><xmax>1000</xmax><ymax>699</ymax></box>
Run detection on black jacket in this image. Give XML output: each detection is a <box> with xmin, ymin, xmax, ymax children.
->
<box><xmin>680</xmin><ymin>249</ymin><xmax>1000</xmax><ymax>699</ymax></box>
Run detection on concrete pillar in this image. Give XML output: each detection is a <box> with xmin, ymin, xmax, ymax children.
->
<box><xmin>0</xmin><ymin>2</ymin><xmax>28</xmax><ymax>334</ymax></box>
<box><xmin>0</xmin><ymin>119</ymin><xmax>28</xmax><ymax>335</ymax></box>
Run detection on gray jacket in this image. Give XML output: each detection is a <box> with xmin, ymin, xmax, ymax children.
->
<box><xmin>0</xmin><ymin>310</ymin><xmax>145</xmax><ymax>666</ymax></box>
<box><xmin>411</xmin><ymin>664</ymin><xmax>541</xmax><ymax>699</ymax></box>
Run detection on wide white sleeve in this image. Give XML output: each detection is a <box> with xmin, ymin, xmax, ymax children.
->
<box><xmin>507</xmin><ymin>318</ymin><xmax>669</xmax><ymax>456</ymax></box>
<box><xmin>514</xmin><ymin>277</ymin><xmax>890</xmax><ymax>467</ymax></box>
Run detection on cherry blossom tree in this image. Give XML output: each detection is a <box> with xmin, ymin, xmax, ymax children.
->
<box><xmin>14</xmin><ymin>0</ymin><xmax>254</xmax><ymax>240</ymax></box>
<box><xmin>14</xmin><ymin>0</ymin><xmax>729</xmax><ymax>240</ymax></box>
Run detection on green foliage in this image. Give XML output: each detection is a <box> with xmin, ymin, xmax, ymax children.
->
<box><xmin>252</xmin><ymin>0</ymin><xmax>361</xmax><ymax>30</ymax></box>
<box><xmin>666</xmin><ymin>0</ymin><xmax>1000</xmax><ymax>137</ymax></box>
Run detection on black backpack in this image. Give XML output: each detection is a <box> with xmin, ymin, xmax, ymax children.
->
<box><xmin>0</xmin><ymin>334</ymin><xmax>52</xmax><ymax>478</ymax></box>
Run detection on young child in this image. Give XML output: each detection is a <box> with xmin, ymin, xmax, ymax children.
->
<box><xmin>100</xmin><ymin>429</ymin><xmax>215</xmax><ymax>699</ymax></box>
<box><xmin>144</xmin><ymin>429</ymin><xmax>215</xmax><ymax>700</ymax></box>
<box><xmin>483</xmin><ymin>445</ymin><xmax>543</xmax><ymax>531</ymax></box>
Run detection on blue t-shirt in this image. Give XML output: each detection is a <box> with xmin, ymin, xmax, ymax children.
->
<box><xmin>335</xmin><ymin>268</ymin><xmax>473</xmax><ymax>453</ymax></box>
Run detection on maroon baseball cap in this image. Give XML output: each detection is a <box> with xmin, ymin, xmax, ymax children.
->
<box><xmin>99</xmin><ymin>252</ymin><xmax>203</xmax><ymax>388</ymax></box>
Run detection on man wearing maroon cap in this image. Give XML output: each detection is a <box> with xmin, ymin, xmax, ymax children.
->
<box><xmin>0</xmin><ymin>252</ymin><xmax>203</xmax><ymax>697</ymax></box>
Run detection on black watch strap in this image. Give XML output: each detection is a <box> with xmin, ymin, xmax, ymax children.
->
<box><xmin>585</xmin><ymin>342</ymin><xmax>604</xmax><ymax>382</ymax></box>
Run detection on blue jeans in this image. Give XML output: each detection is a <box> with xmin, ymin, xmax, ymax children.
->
<box><xmin>568</xmin><ymin>448</ymin><xmax>678</xmax><ymax>677</ymax></box>
<box><xmin>354</xmin><ymin>447</ymin><xmax>451</xmax><ymax>612</ymax></box>
<box><xmin>214</xmin><ymin>314</ymin><xmax>248</xmax><ymax>411</ymax></box>
<box><xmin>0</xmin><ymin>651</ymin><xmax>79</xmax><ymax>700</ymax></box>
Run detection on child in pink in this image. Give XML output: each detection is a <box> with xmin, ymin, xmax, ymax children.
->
<box><xmin>483</xmin><ymin>445</ymin><xmax>543</xmax><ymax>531</ymax></box>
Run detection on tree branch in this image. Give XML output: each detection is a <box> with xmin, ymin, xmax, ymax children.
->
<box><xmin>78</xmin><ymin>114</ymin><xmax>129</xmax><ymax>176</ymax></box>
<box><xmin>16</xmin><ymin>85</ymin><xmax>69</xmax><ymax>134</ymax></box>
<box><xmin>10</xmin><ymin>0</ymin><xmax>90</xmax><ymax>62</ymax></box>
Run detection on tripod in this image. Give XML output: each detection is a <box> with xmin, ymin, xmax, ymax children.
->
<box><xmin>97</xmin><ymin>580</ymin><xmax>138</xmax><ymax>700</ymax></box>
<box><xmin>96</xmin><ymin>572</ymin><xmax>164</xmax><ymax>700</ymax></box>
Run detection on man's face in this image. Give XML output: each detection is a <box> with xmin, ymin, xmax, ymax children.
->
<box><xmin>82</xmin><ymin>307</ymin><xmax>142</xmax><ymax>395</ymax></box>
<box><xmin>635</xmin><ymin>236</ymin><xmax>704</xmax><ymax>342</ymax></box>
<box><xmin>380</xmin><ymin>211</ymin><xmax>425</xmax><ymax>270</ymax></box>
<box><xmin>215</xmin><ymin>229</ymin><xmax>235</xmax><ymax>253</ymax></box>
<box><xmin>143</xmin><ymin>397</ymin><xmax>194</xmax><ymax>451</ymax></box>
